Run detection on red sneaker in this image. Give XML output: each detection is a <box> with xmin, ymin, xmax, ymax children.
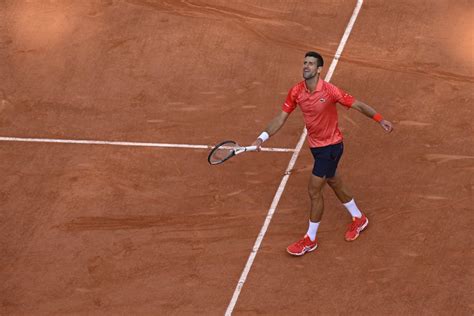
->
<box><xmin>286</xmin><ymin>235</ymin><xmax>318</xmax><ymax>256</ymax></box>
<box><xmin>345</xmin><ymin>214</ymin><xmax>369</xmax><ymax>241</ymax></box>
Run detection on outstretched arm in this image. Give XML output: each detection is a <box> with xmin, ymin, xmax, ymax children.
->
<box><xmin>252</xmin><ymin>111</ymin><xmax>290</xmax><ymax>149</ymax></box>
<box><xmin>350</xmin><ymin>100</ymin><xmax>393</xmax><ymax>133</ymax></box>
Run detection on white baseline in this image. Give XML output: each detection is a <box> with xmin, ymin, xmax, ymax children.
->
<box><xmin>225</xmin><ymin>0</ymin><xmax>365</xmax><ymax>315</ymax></box>
<box><xmin>0</xmin><ymin>136</ymin><xmax>295</xmax><ymax>152</ymax></box>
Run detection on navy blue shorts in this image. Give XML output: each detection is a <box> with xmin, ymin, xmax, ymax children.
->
<box><xmin>310</xmin><ymin>142</ymin><xmax>344</xmax><ymax>178</ymax></box>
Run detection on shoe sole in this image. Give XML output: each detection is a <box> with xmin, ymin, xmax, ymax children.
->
<box><xmin>345</xmin><ymin>217</ymin><xmax>369</xmax><ymax>241</ymax></box>
<box><xmin>286</xmin><ymin>244</ymin><xmax>318</xmax><ymax>256</ymax></box>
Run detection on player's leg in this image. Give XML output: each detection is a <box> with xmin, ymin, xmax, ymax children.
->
<box><xmin>308</xmin><ymin>174</ymin><xmax>327</xmax><ymax>223</ymax></box>
<box><xmin>326</xmin><ymin>173</ymin><xmax>353</xmax><ymax>204</ymax></box>
<box><xmin>286</xmin><ymin>174</ymin><xmax>325</xmax><ymax>256</ymax></box>
<box><xmin>287</xmin><ymin>145</ymin><xmax>333</xmax><ymax>256</ymax></box>
<box><xmin>325</xmin><ymin>144</ymin><xmax>368</xmax><ymax>241</ymax></box>
<box><xmin>305</xmin><ymin>144</ymin><xmax>340</xmax><ymax>239</ymax></box>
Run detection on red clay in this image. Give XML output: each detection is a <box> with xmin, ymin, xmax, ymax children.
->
<box><xmin>1</xmin><ymin>1</ymin><xmax>472</xmax><ymax>315</ymax></box>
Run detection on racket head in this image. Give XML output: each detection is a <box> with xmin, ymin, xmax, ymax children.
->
<box><xmin>208</xmin><ymin>140</ymin><xmax>240</xmax><ymax>165</ymax></box>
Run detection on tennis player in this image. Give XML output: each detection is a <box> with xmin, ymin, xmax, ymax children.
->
<box><xmin>252</xmin><ymin>51</ymin><xmax>393</xmax><ymax>256</ymax></box>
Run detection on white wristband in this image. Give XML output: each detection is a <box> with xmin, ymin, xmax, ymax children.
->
<box><xmin>257</xmin><ymin>131</ymin><xmax>270</xmax><ymax>143</ymax></box>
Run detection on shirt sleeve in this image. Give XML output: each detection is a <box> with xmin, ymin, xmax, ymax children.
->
<box><xmin>282</xmin><ymin>86</ymin><xmax>298</xmax><ymax>114</ymax></box>
<box><xmin>326</xmin><ymin>82</ymin><xmax>355</xmax><ymax>108</ymax></box>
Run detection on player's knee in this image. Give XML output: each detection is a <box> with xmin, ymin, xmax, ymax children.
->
<box><xmin>308</xmin><ymin>183</ymin><xmax>324</xmax><ymax>199</ymax></box>
<box><xmin>327</xmin><ymin>176</ymin><xmax>342</xmax><ymax>188</ymax></box>
<box><xmin>327</xmin><ymin>178</ymin><xmax>338</xmax><ymax>189</ymax></box>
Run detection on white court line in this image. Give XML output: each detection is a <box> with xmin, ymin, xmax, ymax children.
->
<box><xmin>0</xmin><ymin>136</ymin><xmax>295</xmax><ymax>152</ymax></box>
<box><xmin>225</xmin><ymin>1</ymin><xmax>364</xmax><ymax>315</ymax></box>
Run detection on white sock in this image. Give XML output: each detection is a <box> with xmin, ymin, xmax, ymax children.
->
<box><xmin>343</xmin><ymin>199</ymin><xmax>362</xmax><ymax>218</ymax></box>
<box><xmin>306</xmin><ymin>221</ymin><xmax>320</xmax><ymax>241</ymax></box>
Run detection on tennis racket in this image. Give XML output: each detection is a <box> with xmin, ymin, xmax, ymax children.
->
<box><xmin>208</xmin><ymin>140</ymin><xmax>257</xmax><ymax>165</ymax></box>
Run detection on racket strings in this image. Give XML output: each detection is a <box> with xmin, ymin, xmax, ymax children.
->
<box><xmin>208</xmin><ymin>141</ymin><xmax>239</xmax><ymax>164</ymax></box>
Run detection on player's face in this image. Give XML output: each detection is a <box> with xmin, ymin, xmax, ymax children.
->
<box><xmin>303</xmin><ymin>57</ymin><xmax>319</xmax><ymax>80</ymax></box>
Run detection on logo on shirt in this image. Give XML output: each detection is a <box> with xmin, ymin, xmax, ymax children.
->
<box><xmin>319</xmin><ymin>98</ymin><xmax>326</xmax><ymax>103</ymax></box>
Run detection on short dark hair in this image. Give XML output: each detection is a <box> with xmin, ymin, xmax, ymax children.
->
<box><xmin>305</xmin><ymin>51</ymin><xmax>324</xmax><ymax>67</ymax></box>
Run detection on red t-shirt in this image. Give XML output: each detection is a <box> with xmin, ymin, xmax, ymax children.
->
<box><xmin>282</xmin><ymin>79</ymin><xmax>355</xmax><ymax>147</ymax></box>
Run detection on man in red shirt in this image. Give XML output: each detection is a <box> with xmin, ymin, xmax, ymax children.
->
<box><xmin>252</xmin><ymin>51</ymin><xmax>393</xmax><ymax>256</ymax></box>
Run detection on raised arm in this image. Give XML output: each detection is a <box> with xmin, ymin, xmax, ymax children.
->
<box><xmin>350</xmin><ymin>100</ymin><xmax>393</xmax><ymax>133</ymax></box>
<box><xmin>252</xmin><ymin>110</ymin><xmax>290</xmax><ymax>149</ymax></box>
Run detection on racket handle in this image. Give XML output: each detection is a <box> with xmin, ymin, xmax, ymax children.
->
<box><xmin>245</xmin><ymin>146</ymin><xmax>258</xmax><ymax>152</ymax></box>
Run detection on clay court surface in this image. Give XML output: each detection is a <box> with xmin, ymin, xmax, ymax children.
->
<box><xmin>1</xmin><ymin>0</ymin><xmax>473</xmax><ymax>315</ymax></box>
